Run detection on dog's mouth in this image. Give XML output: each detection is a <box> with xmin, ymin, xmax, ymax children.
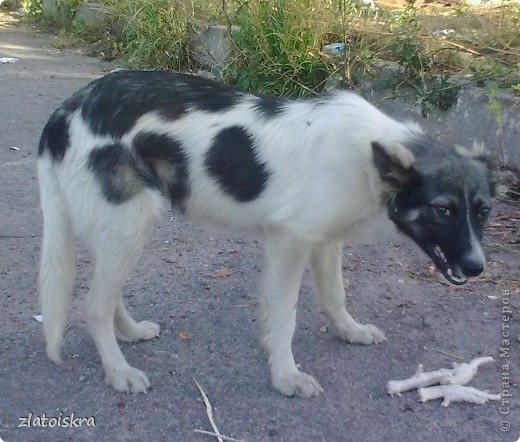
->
<box><xmin>427</xmin><ymin>245</ymin><xmax>468</xmax><ymax>285</ymax></box>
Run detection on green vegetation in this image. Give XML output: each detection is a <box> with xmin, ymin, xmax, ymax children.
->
<box><xmin>22</xmin><ymin>0</ymin><xmax>42</xmax><ymax>16</ymax></box>
<box><xmin>232</xmin><ymin>0</ymin><xmax>331</xmax><ymax>97</ymax></box>
<box><xmin>22</xmin><ymin>0</ymin><xmax>520</xmax><ymax>113</ymax></box>
<box><xmin>105</xmin><ymin>0</ymin><xmax>190</xmax><ymax>71</ymax></box>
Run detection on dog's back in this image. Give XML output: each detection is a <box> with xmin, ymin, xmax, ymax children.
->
<box><xmin>39</xmin><ymin>71</ymin><xmax>417</xmax><ymax>239</ymax></box>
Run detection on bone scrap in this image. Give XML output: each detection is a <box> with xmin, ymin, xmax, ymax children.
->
<box><xmin>387</xmin><ymin>356</ymin><xmax>500</xmax><ymax>407</ymax></box>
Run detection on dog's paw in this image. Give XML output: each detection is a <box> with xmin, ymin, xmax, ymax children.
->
<box><xmin>105</xmin><ymin>366</ymin><xmax>151</xmax><ymax>393</ymax></box>
<box><xmin>134</xmin><ymin>320</ymin><xmax>160</xmax><ymax>340</ymax></box>
<box><xmin>272</xmin><ymin>370</ymin><xmax>324</xmax><ymax>398</ymax></box>
<box><xmin>116</xmin><ymin>321</ymin><xmax>160</xmax><ymax>342</ymax></box>
<box><xmin>340</xmin><ymin>323</ymin><xmax>387</xmax><ymax>345</ymax></box>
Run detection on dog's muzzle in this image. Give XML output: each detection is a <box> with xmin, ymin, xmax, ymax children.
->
<box><xmin>428</xmin><ymin>245</ymin><xmax>485</xmax><ymax>285</ymax></box>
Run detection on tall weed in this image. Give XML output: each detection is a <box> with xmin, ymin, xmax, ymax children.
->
<box><xmin>105</xmin><ymin>0</ymin><xmax>190</xmax><ymax>70</ymax></box>
<box><xmin>231</xmin><ymin>0</ymin><xmax>332</xmax><ymax>97</ymax></box>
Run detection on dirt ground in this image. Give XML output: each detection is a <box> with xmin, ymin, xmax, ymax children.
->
<box><xmin>0</xmin><ymin>15</ymin><xmax>518</xmax><ymax>442</ymax></box>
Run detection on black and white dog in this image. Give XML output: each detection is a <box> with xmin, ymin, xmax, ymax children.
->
<box><xmin>38</xmin><ymin>70</ymin><xmax>492</xmax><ymax>397</ymax></box>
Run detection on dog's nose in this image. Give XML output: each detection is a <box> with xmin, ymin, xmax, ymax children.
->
<box><xmin>461</xmin><ymin>257</ymin><xmax>484</xmax><ymax>277</ymax></box>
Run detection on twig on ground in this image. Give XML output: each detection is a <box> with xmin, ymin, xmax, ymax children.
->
<box><xmin>433</xmin><ymin>349</ymin><xmax>464</xmax><ymax>360</ymax></box>
<box><xmin>194</xmin><ymin>429</ymin><xmax>244</xmax><ymax>442</ymax></box>
<box><xmin>194</xmin><ymin>380</ymin><xmax>224</xmax><ymax>442</ymax></box>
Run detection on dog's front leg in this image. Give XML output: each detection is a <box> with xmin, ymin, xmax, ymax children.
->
<box><xmin>311</xmin><ymin>240</ymin><xmax>386</xmax><ymax>344</ymax></box>
<box><xmin>260</xmin><ymin>231</ymin><xmax>323</xmax><ymax>397</ymax></box>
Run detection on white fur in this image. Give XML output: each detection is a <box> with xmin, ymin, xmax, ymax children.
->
<box><xmin>39</xmin><ymin>89</ymin><xmax>418</xmax><ymax>396</ymax></box>
<box><xmin>464</xmin><ymin>188</ymin><xmax>486</xmax><ymax>269</ymax></box>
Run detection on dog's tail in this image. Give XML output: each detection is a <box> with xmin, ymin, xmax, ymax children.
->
<box><xmin>38</xmin><ymin>156</ymin><xmax>75</xmax><ymax>363</ymax></box>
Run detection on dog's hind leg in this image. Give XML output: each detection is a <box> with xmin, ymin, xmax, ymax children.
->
<box><xmin>311</xmin><ymin>240</ymin><xmax>386</xmax><ymax>344</ymax></box>
<box><xmin>260</xmin><ymin>231</ymin><xmax>323</xmax><ymax>397</ymax></box>
<box><xmin>85</xmin><ymin>192</ymin><xmax>161</xmax><ymax>393</ymax></box>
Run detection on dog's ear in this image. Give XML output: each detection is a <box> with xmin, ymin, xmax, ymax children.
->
<box><xmin>371</xmin><ymin>141</ymin><xmax>421</xmax><ymax>193</ymax></box>
<box><xmin>467</xmin><ymin>142</ymin><xmax>498</xmax><ymax>197</ymax></box>
<box><xmin>452</xmin><ymin>141</ymin><xmax>498</xmax><ymax>196</ymax></box>
<box><xmin>469</xmin><ymin>141</ymin><xmax>493</xmax><ymax>170</ymax></box>
<box><xmin>457</xmin><ymin>141</ymin><xmax>492</xmax><ymax>168</ymax></box>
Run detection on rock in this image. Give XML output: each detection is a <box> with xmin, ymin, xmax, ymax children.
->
<box><xmin>73</xmin><ymin>2</ymin><xmax>111</xmax><ymax>29</ymax></box>
<box><xmin>0</xmin><ymin>0</ymin><xmax>20</xmax><ymax>12</ymax></box>
<box><xmin>362</xmin><ymin>80</ymin><xmax>520</xmax><ymax>175</ymax></box>
<box><xmin>189</xmin><ymin>24</ymin><xmax>239</xmax><ymax>77</ymax></box>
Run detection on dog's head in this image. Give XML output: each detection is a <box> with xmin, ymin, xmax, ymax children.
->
<box><xmin>372</xmin><ymin>135</ymin><xmax>493</xmax><ymax>285</ymax></box>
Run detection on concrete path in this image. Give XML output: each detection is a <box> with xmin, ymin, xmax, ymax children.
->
<box><xmin>0</xmin><ymin>15</ymin><xmax>518</xmax><ymax>442</ymax></box>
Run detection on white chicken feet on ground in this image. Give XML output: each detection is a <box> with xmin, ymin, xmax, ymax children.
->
<box><xmin>387</xmin><ymin>356</ymin><xmax>500</xmax><ymax>407</ymax></box>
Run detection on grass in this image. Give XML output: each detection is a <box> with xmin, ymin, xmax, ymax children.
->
<box><xmin>105</xmin><ymin>0</ymin><xmax>190</xmax><ymax>71</ymax></box>
<box><xmin>231</xmin><ymin>0</ymin><xmax>333</xmax><ymax>97</ymax></box>
<box><xmin>21</xmin><ymin>0</ymin><xmax>520</xmax><ymax>113</ymax></box>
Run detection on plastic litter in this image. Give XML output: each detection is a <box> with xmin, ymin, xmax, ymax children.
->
<box><xmin>323</xmin><ymin>43</ymin><xmax>346</xmax><ymax>58</ymax></box>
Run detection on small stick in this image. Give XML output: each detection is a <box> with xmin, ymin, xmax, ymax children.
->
<box><xmin>194</xmin><ymin>429</ymin><xmax>244</xmax><ymax>442</ymax></box>
<box><xmin>194</xmin><ymin>380</ymin><xmax>223</xmax><ymax>442</ymax></box>
<box><xmin>144</xmin><ymin>247</ymin><xmax>170</xmax><ymax>252</ymax></box>
<box><xmin>433</xmin><ymin>348</ymin><xmax>464</xmax><ymax>360</ymax></box>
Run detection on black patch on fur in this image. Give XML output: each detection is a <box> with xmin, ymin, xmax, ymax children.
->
<box><xmin>80</xmin><ymin>71</ymin><xmax>244</xmax><ymax>138</ymax></box>
<box><xmin>133</xmin><ymin>132</ymin><xmax>189</xmax><ymax>207</ymax></box>
<box><xmin>134</xmin><ymin>132</ymin><xmax>185</xmax><ymax>163</ymax></box>
<box><xmin>253</xmin><ymin>95</ymin><xmax>286</xmax><ymax>118</ymax></box>
<box><xmin>38</xmin><ymin>111</ymin><xmax>70</xmax><ymax>161</ymax></box>
<box><xmin>205</xmin><ymin>126</ymin><xmax>269</xmax><ymax>202</ymax></box>
<box><xmin>88</xmin><ymin>143</ymin><xmax>157</xmax><ymax>203</ymax></box>
<box><xmin>403</xmin><ymin>135</ymin><xmax>462</xmax><ymax>161</ymax></box>
<box><xmin>39</xmin><ymin>84</ymin><xmax>97</xmax><ymax>162</ymax></box>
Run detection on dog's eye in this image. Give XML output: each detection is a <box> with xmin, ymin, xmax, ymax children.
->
<box><xmin>434</xmin><ymin>206</ymin><xmax>451</xmax><ymax>218</ymax></box>
<box><xmin>477</xmin><ymin>205</ymin><xmax>490</xmax><ymax>218</ymax></box>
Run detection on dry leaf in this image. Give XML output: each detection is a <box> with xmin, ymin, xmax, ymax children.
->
<box><xmin>210</xmin><ymin>268</ymin><xmax>233</xmax><ymax>279</ymax></box>
<box><xmin>116</xmin><ymin>400</ymin><xmax>126</xmax><ymax>409</ymax></box>
<box><xmin>179</xmin><ymin>330</ymin><xmax>190</xmax><ymax>340</ymax></box>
